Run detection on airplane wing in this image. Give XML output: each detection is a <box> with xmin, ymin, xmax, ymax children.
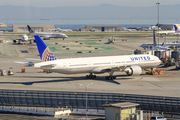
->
<box><xmin>15</xmin><ymin>39</ymin><xmax>24</xmax><ymax>40</ymax></box>
<box><xmin>25</xmin><ymin>58</ymin><xmax>41</xmax><ymax>61</ymax></box>
<box><xmin>14</xmin><ymin>38</ymin><xmax>34</xmax><ymax>41</ymax></box>
<box><xmin>15</xmin><ymin>61</ymin><xmax>56</xmax><ymax>68</ymax></box>
<box><xmin>91</xmin><ymin>65</ymin><xmax>131</xmax><ymax>73</ymax></box>
<box><xmin>93</xmin><ymin>65</ymin><xmax>143</xmax><ymax>77</ymax></box>
<box><xmin>27</xmin><ymin>39</ymin><xmax>34</xmax><ymax>41</ymax></box>
<box><xmin>40</xmin><ymin>35</ymin><xmax>50</xmax><ymax>37</ymax></box>
<box><xmin>34</xmin><ymin>63</ymin><xmax>57</xmax><ymax>69</ymax></box>
<box><xmin>15</xmin><ymin>61</ymin><xmax>34</xmax><ymax>66</ymax></box>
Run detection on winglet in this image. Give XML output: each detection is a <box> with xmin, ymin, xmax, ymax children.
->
<box><xmin>34</xmin><ymin>35</ymin><xmax>57</xmax><ymax>62</ymax></box>
<box><xmin>27</xmin><ymin>25</ymin><xmax>34</xmax><ymax>33</ymax></box>
<box><xmin>174</xmin><ymin>25</ymin><xmax>179</xmax><ymax>33</ymax></box>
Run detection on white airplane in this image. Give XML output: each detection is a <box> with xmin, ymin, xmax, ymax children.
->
<box><xmin>140</xmin><ymin>28</ymin><xmax>180</xmax><ymax>50</ymax></box>
<box><xmin>27</xmin><ymin>25</ymin><xmax>68</xmax><ymax>40</ymax></box>
<box><xmin>123</xmin><ymin>27</ymin><xmax>137</xmax><ymax>32</ymax></box>
<box><xmin>49</xmin><ymin>28</ymin><xmax>72</xmax><ymax>32</ymax></box>
<box><xmin>16</xmin><ymin>35</ymin><xmax>161</xmax><ymax>80</ymax></box>
<box><xmin>13</xmin><ymin>34</ymin><xmax>34</xmax><ymax>44</ymax></box>
<box><xmin>157</xmin><ymin>24</ymin><xmax>180</xmax><ymax>35</ymax></box>
<box><xmin>56</xmin><ymin>28</ymin><xmax>72</xmax><ymax>32</ymax></box>
<box><xmin>157</xmin><ymin>30</ymin><xmax>175</xmax><ymax>35</ymax></box>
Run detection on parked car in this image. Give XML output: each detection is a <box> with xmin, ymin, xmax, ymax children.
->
<box><xmin>151</xmin><ymin>116</ymin><xmax>167</xmax><ymax>120</ymax></box>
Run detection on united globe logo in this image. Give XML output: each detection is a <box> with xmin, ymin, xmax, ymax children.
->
<box><xmin>42</xmin><ymin>47</ymin><xmax>57</xmax><ymax>62</ymax></box>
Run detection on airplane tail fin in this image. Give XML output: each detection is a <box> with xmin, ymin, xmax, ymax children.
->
<box><xmin>153</xmin><ymin>30</ymin><xmax>157</xmax><ymax>46</ymax></box>
<box><xmin>161</xmin><ymin>42</ymin><xmax>164</xmax><ymax>46</ymax></box>
<box><xmin>174</xmin><ymin>25</ymin><xmax>179</xmax><ymax>33</ymax></box>
<box><xmin>27</xmin><ymin>25</ymin><xmax>34</xmax><ymax>33</ymax></box>
<box><xmin>34</xmin><ymin>35</ymin><xmax>57</xmax><ymax>62</ymax></box>
<box><xmin>123</xmin><ymin>27</ymin><xmax>127</xmax><ymax>30</ymax></box>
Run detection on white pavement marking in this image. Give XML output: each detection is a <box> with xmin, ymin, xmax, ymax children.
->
<box><xmin>141</xmin><ymin>77</ymin><xmax>161</xmax><ymax>81</ymax></box>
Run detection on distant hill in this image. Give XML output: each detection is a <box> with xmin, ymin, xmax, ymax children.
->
<box><xmin>0</xmin><ymin>4</ymin><xmax>179</xmax><ymax>20</ymax></box>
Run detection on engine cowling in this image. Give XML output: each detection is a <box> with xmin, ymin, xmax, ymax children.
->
<box><xmin>125</xmin><ymin>66</ymin><xmax>142</xmax><ymax>76</ymax></box>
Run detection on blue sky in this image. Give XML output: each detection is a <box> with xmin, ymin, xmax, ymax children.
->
<box><xmin>0</xmin><ymin>0</ymin><xmax>180</xmax><ymax>7</ymax></box>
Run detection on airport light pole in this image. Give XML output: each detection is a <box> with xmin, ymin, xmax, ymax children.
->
<box><xmin>80</xmin><ymin>83</ymin><xmax>93</xmax><ymax>120</ymax></box>
<box><xmin>156</xmin><ymin>2</ymin><xmax>160</xmax><ymax>50</ymax></box>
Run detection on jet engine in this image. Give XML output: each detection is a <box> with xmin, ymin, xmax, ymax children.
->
<box><xmin>125</xmin><ymin>66</ymin><xmax>142</xmax><ymax>76</ymax></box>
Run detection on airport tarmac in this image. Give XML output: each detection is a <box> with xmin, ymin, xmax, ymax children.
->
<box><xmin>0</xmin><ymin>32</ymin><xmax>180</xmax><ymax>98</ymax></box>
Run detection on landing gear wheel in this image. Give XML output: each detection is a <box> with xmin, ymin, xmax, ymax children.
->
<box><xmin>86</xmin><ymin>74</ymin><xmax>96</xmax><ymax>79</ymax></box>
<box><xmin>93</xmin><ymin>75</ymin><xmax>96</xmax><ymax>78</ymax></box>
<box><xmin>105</xmin><ymin>76</ymin><xmax>116</xmax><ymax>80</ymax></box>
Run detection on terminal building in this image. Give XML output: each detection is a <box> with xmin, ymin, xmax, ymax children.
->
<box><xmin>0</xmin><ymin>23</ymin><xmax>8</xmax><ymax>27</ymax></box>
<box><xmin>79</xmin><ymin>25</ymin><xmax>122</xmax><ymax>32</ymax></box>
<box><xmin>13</xmin><ymin>25</ymin><xmax>54</xmax><ymax>32</ymax></box>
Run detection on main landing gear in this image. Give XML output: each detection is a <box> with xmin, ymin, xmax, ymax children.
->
<box><xmin>86</xmin><ymin>71</ymin><xmax>117</xmax><ymax>80</ymax></box>
<box><xmin>105</xmin><ymin>76</ymin><xmax>116</xmax><ymax>80</ymax></box>
<box><xmin>86</xmin><ymin>73</ymin><xmax>96</xmax><ymax>79</ymax></box>
<box><xmin>105</xmin><ymin>71</ymin><xmax>116</xmax><ymax>80</ymax></box>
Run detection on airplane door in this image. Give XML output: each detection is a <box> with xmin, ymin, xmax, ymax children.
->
<box><xmin>63</xmin><ymin>63</ymin><xmax>66</xmax><ymax>69</ymax></box>
<box><xmin>101</xmin><ymin>27</ymin><xmax>105</xmax><ymax>32</ymax></box>
<box><xmin>112</xmin><ymin>60</ymin><xmax>115</xmax><ymax>66</ymax></box>
<box><xmin>88</xmin><ymin>61</ymin><xmax>91</xmax><ymax>66</ymax></box>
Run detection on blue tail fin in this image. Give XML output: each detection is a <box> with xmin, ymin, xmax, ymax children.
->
<box><xmin>27</xmin><ymin>25</ymin><xmax>34</xmax><ymax>33</ymax></box>
<box><xmin>174</xmin><ymin>25</ymin><xmax>179</xmax><ymax>33</ymax></box>
<box><xmin>161</xmin><ymin>42</ymin><xmax>164</xmax><ymax>46</ymax></box>
<box><xmin>34</xmin><ymin>35</ymin><xmax>57</xmax><ymax>62</ymax></box>
<box><xmin>153</xmin><ymin>30</ymin><xmax>157</xmax><ymax>46</ymax></box>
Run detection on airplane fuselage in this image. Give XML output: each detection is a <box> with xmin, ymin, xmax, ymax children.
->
<box><xmin>30</xmin><ymin>32</ymin><xmax>68</xmax><ymax>39</ymax></box>
<box><xmin>141</xmin><ymin>43</ymin><xmax>180</xmax><ymax>49</ymax></box>
<box><xmin>35</xmin><ymin>54</ymin><xmax>161</xmax><ymax>74</ymax></box>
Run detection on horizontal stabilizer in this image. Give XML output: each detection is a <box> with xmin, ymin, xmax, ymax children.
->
<box><xmin>35</xmin><ymin>63</ymin><xmax>56</xmax><ymax>69</ymax></box>
<box><xmin>25</xmin><ymin>58</ymin><xmax>41</xmax><ymax>61</ymax></box>
<box><xmin>15</xmin><ymin>61</ymin><xmax>34</xmax><ymax>66</ymax></box>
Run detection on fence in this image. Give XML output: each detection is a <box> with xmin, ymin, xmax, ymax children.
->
<box><xmin>0</xmin><ymin>89</ymin><xmax>180</xmax><ymax>113</ymax></box>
